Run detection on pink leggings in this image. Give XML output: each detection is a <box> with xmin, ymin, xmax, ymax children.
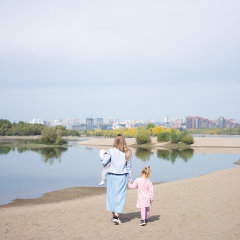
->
<box><xmin>141</xmin><ymin>207</ymin><xmax>150</xmax><ymax>220</ymax></box>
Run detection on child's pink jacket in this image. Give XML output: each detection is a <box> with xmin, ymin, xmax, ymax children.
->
<box><xmin>128</xmin><ymin>177</ymin><xmax>154</xmax><ymax>208</ymax></box>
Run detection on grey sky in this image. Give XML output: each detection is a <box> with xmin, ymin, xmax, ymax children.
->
<box><xmin>0</xmin><ymin>0</ymin><xmax>239</xmax><ymax>122</ymax></box>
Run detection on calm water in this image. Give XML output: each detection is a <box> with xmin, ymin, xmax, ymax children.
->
<box><xmin>0</xmin><ymin>140</ymin><xmax>239</xmax><ymax>205</ymax></box>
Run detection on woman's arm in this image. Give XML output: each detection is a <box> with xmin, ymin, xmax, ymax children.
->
<box><xmin>126</xmin><ymin>159</ymin><xmax>132</xmax><ymax>182</ymax></box>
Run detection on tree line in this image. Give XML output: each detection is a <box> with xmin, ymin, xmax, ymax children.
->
<box><xmin>86</xmin><ymin>124</ymin><xmax>194</xmax><ymax>145</ymax></box>
<box><xmin>187</xmin><ymin>127</ymin><xmax>240</xmax><ymax>135</ymax></box>
<box><xmin>0</xmin><ymin>119</ymin><xmax>195</xmax><ymax>145</ymax></box>
<box><xmin>0</xmin><ymin>119</ymin><xmax>80</xmax><ymax>145</ymax></box>
<box><xmin>0</xmin><ymin>119</ymin><xmax>81</xmax><ymax>137</ymax></box>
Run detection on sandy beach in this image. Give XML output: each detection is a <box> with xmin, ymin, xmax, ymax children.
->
<box><xmin>78</xmin><ymin>136</ymin><xmax>240</xmax><ymax>154</ymax></box>
<box><xmin>0</xmin><ymin>136</ymin><xmax>240</xmax><ymax>240</ymax></box>
<box><xmin>77</xmin><ymin>136</ymin><xmax>240</xmax><ymax>148</ymax></box>
<box><xmin>0</xmin><ymin>166</ymin><xmax>239</xmax><ymax>240</ymax></box>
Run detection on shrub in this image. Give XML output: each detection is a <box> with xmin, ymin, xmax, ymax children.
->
<box><xmin>179</xmin><ymin>131</ymin><xmax>188</xmax><ymax>142</ymax></box>
<box><xmin>170</xmin><ymin>128</ymin><xmax>180</xmax><ymax>144</ymax></box>
<box><xmin>151</xmin><ymin>126</ymin><xmax>164</xmax><ymax>136</ymax></box>
<box><xmin>135</xmin><ymin>127</ymin><xmax>151</xmax><ymax>145</ymax></box>
<box><xmin>39</xmin><ymin>127</ymin><xmax>67</xmax><ymax>145</ymax></box>
<box><xmin>157</xmin><ymin>131</ymin><xmax>170</xmax><ymax>142</ymax></box>
<box><xmin>181</xmin><ymin>134</ymin><xmax>194</xmax><ymax>145</ymax></box>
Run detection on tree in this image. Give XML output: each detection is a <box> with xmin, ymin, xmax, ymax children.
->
<box><xmin>151</xmin><ymin>126</ymin><xmax>164</xmax><ymax>136</ymax></box>
<box><xmin>170</xmin><ymin>128</ymin><xmax>180</xmax><ymax>144</ymax></box>
<box><xmin>135</xmin><ymin>127</ymin><xmax>151</xmax><ymax>145</ymax></box>
<box><xmin>0</xmin><ymin>119</ymin><xmax>12</xmax><ymax>135</ymax></box>
<box><xmin>146</xmin><ymin>123</ymin><xmax>155</xmax><ymax>130</ymax></box>
<box><xmin>157</xmin><ymin>131</ymin><xmax>170</xmax><ymax>142</ymax></box>
<box><xmin>0</xmin><ymin>119</ymin><xmax>12</xmax><ymax>128</ymax></box>
<box><xmin>39</xmin><ymin>127</ymin><xmax>67</xmax><ymax>145</ymax></box>
<box><xmin>124</xmin><ymin>128</ymin><xmax>138</xmax><ymax>138</ymax></box>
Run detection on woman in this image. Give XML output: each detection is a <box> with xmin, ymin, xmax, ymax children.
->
<box><xmin>102</xmin><ymin>134</ymin><xmax>132</xmax><ymax>224</ymax></box>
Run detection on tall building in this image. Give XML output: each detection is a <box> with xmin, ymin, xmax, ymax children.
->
<box><xmin>164</xmin><ymin>116</ymin><xmax>169</xmax><ymax>123</ymax></box>
<box><xmin>107</xmin><ymin>118</ymin><xmax>118</xmax><ymax>124</ymax></box>
<box><xmin>186</xmin><ymin>116</ymin><xmax>209</xmax><ymax>129</ymax></box>
<box><xmin>174</xmin><ymin>119</ymin><xmax>183</xmax><ymax>129</ymax></box>
<box><xmin>95</xmin><ymin>118</ymin><xmax>104</xmax><ymax>129</ymax></box>
<box><xmin>86</xmin><ymin>118</ymin><xmax>94</xmax><ymax>130</ymax></box>
<box><xmin>218</xmin><ymin>116</ymin><xmax>225</xmax><ymax>128</ymax></box>
<box><xmin>186</xmin><ymin>116</ymin><xmax>194</xmax><ymax>129</ymax></box>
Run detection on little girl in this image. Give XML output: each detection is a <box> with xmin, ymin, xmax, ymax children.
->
<box><xmin>128</xmin><ymin>166</ymin><xmax>154</xmax><ymax>226</ymax></box>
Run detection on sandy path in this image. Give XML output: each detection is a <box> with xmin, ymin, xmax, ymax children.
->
<box><xmin>1</xmin><ymin>166</ymin><xmax>239</xmax><ymax>240</ymax></box>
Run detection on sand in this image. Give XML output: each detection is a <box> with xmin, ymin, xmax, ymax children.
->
<box><xmin>78</xmin><ymin>136</ymin><xmax>240</xmax><ymax>154</ymax></box>
<box><xmin>77</xmin><ymin>136</ymin><xmax>240</xmax><ymax>148</ymax></box>
<box><xmin>0</xmin><ymin>136</ymin><xmax>240</xmax><ymax>240</ymax></box>
<box><xmin>0</xmin><ymin>167</ymin><xmax>239</xmax><ymax>240</ymax></box>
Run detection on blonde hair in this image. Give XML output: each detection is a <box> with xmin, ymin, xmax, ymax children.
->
<box><xmin>114</xmin><ymin>134</ymin><xmax>132</xmax><ymax>161</ymax></box>
<box><xmin>141</xmin><ymin>166</ymin><xmax>151</xmax><ymax>178</ymax></box>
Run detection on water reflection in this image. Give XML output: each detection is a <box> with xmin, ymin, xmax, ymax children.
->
<box><xmin>31</xmin><ymin>148</ymin><xmax>68</xmax><ymax>164</ymax></box>
<box><xmin>0</xmin><ymin>145</ymin><xmax>67</xmax><ymax>164</ymax></box>
<box><xmin>0</xmin><ymin>146</ymin><xmax>12</xmax><ymax>155</ymax></box>
<box><xmin>134</xmin><ymin>147</ymin><xmax>194</xmax><ymax>164</ymax></box>
<box><xmin>157</xmin><ymin>148</ymin><xmax>194</xmax><ymax>164</ymax></box>
<box><xmin>135</xmin><ymin>148</ymin><xmax>154</xmax><ymax>161</ymax></box>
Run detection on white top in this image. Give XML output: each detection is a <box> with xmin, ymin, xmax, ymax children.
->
<box><xmin>102</xmin><ymin>147</ymin><xmax>132</xmax><ymax>181</ymax></box>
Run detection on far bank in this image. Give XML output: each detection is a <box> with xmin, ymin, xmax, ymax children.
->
<box><xmin>78</xmin><ymin>136</ymin><xmax>240</xmax><ymax>148</ymax></box>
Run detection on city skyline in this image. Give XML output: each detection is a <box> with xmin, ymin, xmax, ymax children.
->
<box><xmin>28</xmin><ymin>114</ymin><xmax>240</xmax><ymax>130</ymax></box>
<box><xmin>29</xmin><ymin>114</ymin><xmax>239</xmax><ymax>123</ymax></box>
<box><xmin>1</xmin><ymin>1</ymin><xmax>239</xmax><ymax>122</ymax></box>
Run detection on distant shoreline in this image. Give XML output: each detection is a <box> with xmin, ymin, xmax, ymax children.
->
<box><xmin>1</xmin><ymin>135</ymin><xmax>240</xmax><ymax>150</ymax></box>
<box><xmin>77</xmin><ymin>136</ymin><xmax>240</xmax><ymax>148</ymax></box>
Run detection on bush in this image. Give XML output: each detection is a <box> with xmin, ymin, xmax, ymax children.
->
<box><xmin>39</xmin><ymin>127</ymin><xmax>67</xmax><ymax>145</ymax></box>
<box><xmin>135</xmin><ymin>127</ymin><xmax>151</xmax><ymax>145</ymax></box>
<box><xmin>157</xmin><ymin>131</ymin><xmax>170</xmax><ymax>142</ymax></box>
<box><xmin>181</xmin><ymin>134</ymin><xmax>194</xmax><ymax>145</ymax></box>
<box><xmin>67</xmin><ymin>129</ymin><xmax>81</xmax><ymax>136</ymax></box>
<box><xmin>179</xmin><ymin>131</ymin><xmax>188</xmax><ymax>142</ymax></box>
<box><xmin>170</xmin><ymin>128</ymin><xmax>180</xmax><ymax>144</ymax></box>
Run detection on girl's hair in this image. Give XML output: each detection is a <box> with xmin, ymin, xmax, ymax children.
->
<box><xmin>114</xmin><ymin>134</ymin><xmax>132</xmax><ymax>161</ymax></box>
<box><xmin>141</xmin><ymin>166</ymin><xmax>151</xmax><ymax>178</ymax></box>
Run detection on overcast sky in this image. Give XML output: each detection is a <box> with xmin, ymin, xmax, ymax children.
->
<box><xmin>0</xmin><ymin>0</ymin><xmax>239</xmax><ymax>123</ymax></box>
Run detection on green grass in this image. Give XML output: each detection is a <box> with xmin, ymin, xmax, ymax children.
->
<box><xmin>163</xmin><ymin>142</ymin><xmax>192</xmax><ymax>149</ymax></box>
